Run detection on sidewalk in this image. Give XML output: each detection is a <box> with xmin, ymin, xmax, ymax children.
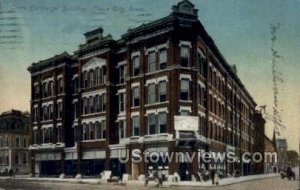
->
<box><xmin>0</xmin><ymin>173</ymin><xmax>279</xmax><ymax>187</ymax></box>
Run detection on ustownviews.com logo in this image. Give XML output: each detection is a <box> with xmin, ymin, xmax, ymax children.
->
<box><xmin>118</xmin><ymin>150</ymin><xmax>277</xmax><ymax>164</ymax></box>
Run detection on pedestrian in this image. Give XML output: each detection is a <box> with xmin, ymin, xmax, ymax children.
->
<box><xmin>8</xmin><ymin>169</ymin><xmax>13</xmax><ymax>178</ymax></box>
<box><xmin>157</xmin><ymin>170</ymin><xmax>163</xmax><ymax>187</ymax></box>
<box><xmin>215</xmin><ymin>171</ymin><xmax>220</xmax><ymax>185</ymax></box>
<box><xmin>210</xmin><ymin>169</ymin><xmax>216</xmax><ymax>185</ymax></box>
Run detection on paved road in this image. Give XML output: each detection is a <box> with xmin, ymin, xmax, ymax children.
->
<box><xmin>0</xmin><ymin>175</ymin><xmax>299</xmax><ymax>190</ymax></box>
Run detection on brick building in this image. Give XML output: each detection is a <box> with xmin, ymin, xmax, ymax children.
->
<box><xmin>0</xmin><ymin>110</ymin><xmax>30</xmax><ymax>175</ymax></box>
<box><xmin>28</xmin><ymin>0</ymin><xmax>257</xmax><ymax>180</ymax></box>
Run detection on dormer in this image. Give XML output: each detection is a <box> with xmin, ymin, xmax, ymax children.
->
<box><xmin>172</xmin><ymin>0</ymin><xmax>198</xmax><ymax>17</ymax></box>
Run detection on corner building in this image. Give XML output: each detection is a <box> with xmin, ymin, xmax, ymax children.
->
<box><xmin>28</xmin><ymin>0</ymin><xmax>257</xmax><ymax>180</ymax></box>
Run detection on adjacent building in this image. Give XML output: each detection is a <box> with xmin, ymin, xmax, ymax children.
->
<box><xmin>28</xmin><ymin>0</ymin><xmax>258</xmax><ymax>180</ymax></box>
<box><xmin>0</xmin><ymin>110</ymin><xmax>30</xmax><ymax>175</ymax></box>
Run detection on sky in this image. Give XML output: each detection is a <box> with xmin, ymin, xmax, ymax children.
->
<box><xmin>0</xmin><ymin>0</ymin><xmax>299</xmax><ymax>152</ymax></box>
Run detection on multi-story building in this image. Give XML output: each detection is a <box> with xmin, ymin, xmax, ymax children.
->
<box><xmin>0</xmin><ymin>110</ymin><xmax>30</xmax><ymax>175</ymax></box>
<box><xmin>28</xmin><ymin>0</ymin><xmax>257</xmax><ymax>180</ymax></box>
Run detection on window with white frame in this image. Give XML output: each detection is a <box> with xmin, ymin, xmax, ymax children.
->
<box><xmin>90</xmin><ymin>70</ymin><xmax>94</xmax><ymax>87</ymax></box>
<box><xmin>42</xmin><ymin>128</ymin><xmax>53</xmax><ymax>144</ymax></box>
<box><xmin>158</xmin><ymin>112</ymin><xmax>167</xmax><ymax>133</ymax></box>
<box><xmin>148</xmin><ymin>51</ymin><xmax>156</xmax><ymax>73</ymax></box>
<box><xmin>95</xmin><ymin>121</ymin><xmax>106</xmax><ymax>139</ymax></box>
<box><xmin>132</xmin><ymin>87</ymin><xmax>140</xmax><ymax>107</ymax></box>
<box><xmin>48</xmin><ymin>81</ymin><xmax>53</xmax><ymax>96</ymax></box>
<box><xmin>132</xmin><ymin>116</ymin><xmax>140</xmax><ymax>136</ymax></box>
<box><xmin>180</xmin><ymin>79</ymin><xmax>190</xmax><ymax>100</ymax></box>
<box><xmin>89</xmin><ymin>96</ymin><xmax>94</xmax><ymax>113</ymax></box>
<box><xmin>159</xmin><ymin>49</ymin><xmax>167</xmax><ymax>70</ymax></box>
<box><xmin>119</xmin><ymin>120</ymin><xmax>126</xmax><ymax>139</ymax></box>
<box><xmin>83</xmin><ymin>123</ymin><xmax>89</xmax><ymax>141</ymax></box>
<box><xmin>83</xmin><ymin>71</ymin><xmax>88</xmax><ymax>88</ymax></box>
<box><xmin>197</xmin><ymin>51</ymin><xmax>206</xmax><ymax>76</ymax></box>
<box><xmin>132</xmin><ymin>56</ymin><xmax>140</xmax><ymax>76</ymax></box>
<box><xmin>89</xmin><ymin>122</ymin><xmax>95</xmax><ymax>140</ymax></box>
<box><xmin>159</xmin><ymin>81</ymin><xmax>167</xmax><ymax>102</ymax></box>
<box><xmin>56</xmin><ymin>126</ymin><xmax>62</xmax><ymax>142</ymax></box>
<box><xmin>119</xmin><ymin>65</ymin><xmax>126</xmax><ymax>84</ymax></box>
<box><xmin>119</xmin><ymin>93</ymin><xmax>125</xmax><ymax>112</ymax></box>
<box><xmin>147</xmin><ymin>83</ymin><xmax>156</xmax><ymax>104</ymax></box>
<box><xmin>180</xmin><ymin>46</ymin><xmax>190</xmax><ymax>67</ymax></box>
<box><xmin>33</xmin><ymin>130</ymin><xmax>37</xmax><ymax>144</ymax></box>
<box><xmin>148</xmin><ymin>113</ymin><xmax>156</xmax><ymax>135</ymax></box>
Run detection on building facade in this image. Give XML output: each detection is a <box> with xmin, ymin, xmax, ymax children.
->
<box><xmin>0</xmin><ymin>110</ymin><xmax>30</xmax><ymax>175</ymax></box>
<box><xmin>28</xmin><ymin>0</ymin><xmax>257</xmax><ymax>180</ymax></box>
<box><xmin>264</xmin><ymin>135</ymin><xmax>277</xmax><ymax>174</ymax></box>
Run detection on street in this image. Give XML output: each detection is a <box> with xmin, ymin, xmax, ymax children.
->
<box><xmin>0</xmin><ymin>175</ymin><xmax>299</xmax><ymax>190</ymax></box>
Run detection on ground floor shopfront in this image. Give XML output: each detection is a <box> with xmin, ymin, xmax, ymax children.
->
<box><xmin>30</xmin><ymin>142</ymin><xmax>254</xmax><ymax>180</ymax></box>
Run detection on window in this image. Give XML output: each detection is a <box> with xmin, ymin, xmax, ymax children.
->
<box><xmin>132</xmin><ymin>116</ymin><xmax>140</xmax><ymax>136</ymax></box>
<box><xmin>42</xmin><ymin>128</ymin><xmax>53</xmax><ymax>144</ymax></box>
<box><xmin>83</xmin><ymin>71</ymin><xmax>88</xmax><ymax>88</ymax></box>
<box><xmin>56</xmin><ymin>126</ymin><xmax>62</xmax><ymax>142</ymax></box>
<box><xmin>89</xmin><ymin>123</ymin><xmax>95</xmax><ymax>140</ymax></box>
<box><xmin>119</xmin><ymin>93</ymin><xmax>125</xmax><ymax>112</ymax></box>
<box><xmin>42</xmin><ymin>83</ymin><xmax>47</xmax><ymax>97</ymax></box>
<box><xmin>83</xmin><ymin>123</ymin><xmax>89</xmax><ymax>141</ymax></box>
<box><xmin>147</xmin><ymin>83</ymin><xmax>156</xmax><ymax>104</ymax></box>
<box><xmin>33</xmin><ymin>130</ymin><xmax>37</xmax><ymax>144</ymax></box>
<box><xmin>159</xmin><ymin>49</ymin><xmax>167</xmax><ymax>70</ymax></box>
<box><xmin>34</xmin><ymin>84</ymin><xmax>39</xmax><ymax>99</ymax></box>
<box><xmin>102</xmin><ymin>66</ymin><xmax>107</xmax><ymax>83</ymax></box>
<box><xmin>57</xmin><ymin>102</ymin><xmax>63</xmax><ymax>118</ymax></box>
<box><xmin>23</xmin><ymin>138</ymin><xmax>27</xmax><ymax>147</ymax></box>
<box><xmin>132</xmin><ymin>56</ymin><xmax>140</xmax><ymax>76</ymax></box>
<box><xmin>119</xmin><ymin>65</ymin><xmax>126</xmax><ymax>84</ymax></box>
<box><xmin>197</xmin><ymin>51</ymin><xmax>206</xmax><ymax>76</ymax></box>
<box><xmin>15</xmin><ymin>137</ymin><xmax>20</xmax><ymax>147</ymax></box>
<box><xmin>73</xmin><ymin>77</ymin><xmax>79</xmax><ymax>94</ymax></box>
<box><xmin>89</xmin><ymin>96</ymin><xmax>94</xmax><ymax>113</ymax></box>
<box><xmin>73</xmin><ymin>102</ymin><xmax>78</xmax><ymax>119</ymax></box>
<box><xmin>90</xmin><ymin>70</ymin><xmax>94</xmax><ymax>87</ymax></box>
<box><xmin>57</xmin><ymin>78</ymin><xmax>63</xmax><ymax>94</ymax></box>
<box><xmin>83</xmin><ymin>98</ymin><xmax>88</xmax><ymax>114</ymax></box>
<box><xmin>15</xmin><ymin>153</ymin><xmax>19</xmax><ymax>165</ymax></box>
<box><xmin>48</xmin><ymin>81</ymin><xmax>53</xmax><ymax>96</ymax></box>
<box><xmin>96</xmin><ymin>121</ymin><xmax>106</xmax><ymax>139</ymax></box>
<box><xmin>180</xmin><ymin>79</ymin><xmax>190</xmax><ymax>100</ymax></box>
<box><xmin>132</xmin><ymin>87</ymin><xmax>140</xmax><ymax>107</ymax></box>
<box><xmin>33</xmin><ymin>107</ymin><xmax>38</xmax><ymax>122</ymax></box>
<box><xmin>119</xmin><ymin>120</ymin><xmax>125</xmax><ymax>139</ymax></box>
<box><xmin>148</xmin><ymin>51</ymin><xmax>156</xmax><ymax>73</ymax></box>
<box><xmin>148</xmin><ymin>114</ymin><xmax>156</xmax><ymax>135</ymax></box>
<box><xmin>23</xmin><ymin>153</ymin><xmax>27</xmax><ymax>164</ymax></box>
<box><xmin>159</xmin><ymin>81</ymin><xmax>166</xmax><ymax>102</ymax></box>
<box><xmin>49</xmin><ymin>104</ymin><xmax>53</xmax><ymax>120</ymax></box>
<box><xmin>158</xmin><ymin>112</ymin><xmax>167</xmax><ymax>133</ymax></box>
<box><xmin>101</xmin><ymin>94</ymin><xmax>106</xmax><ymax>111</ymax></box>
<box><xmin>73</xmin><ymin>126</ymin><xmax>77</xmax><ymax>143</ymax></box>
<box><xmin>180</xmin><ymin>46</ymin><xmax>189</xmax><ymax>67</ymax></box>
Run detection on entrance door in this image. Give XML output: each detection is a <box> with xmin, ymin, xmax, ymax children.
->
<box><xmin>179</xmin><ymin>163</ymin><xmax>191</xmax><ymax>181</ymax></box>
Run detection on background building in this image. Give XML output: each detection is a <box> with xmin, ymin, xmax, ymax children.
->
<box><xmin>276</xmin><ymin>138</ymin><xmax>288</xmax><ymax>171</ymax></box>
<box><xmin>0</xmin><ymin>110</ymin><xmax>30</xmax><ymax>175</ymax></box>
<box><xmin>28</xmin><ymin>0</ymin><xmax>258</xmax><ymax>180</ymax></box>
